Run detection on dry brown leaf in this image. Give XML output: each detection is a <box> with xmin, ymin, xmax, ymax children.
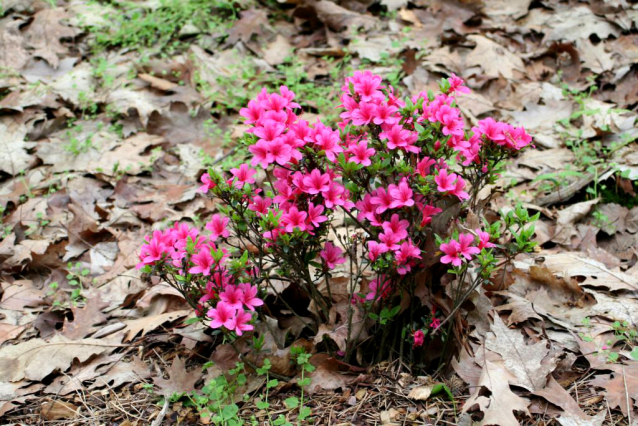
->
<box><xmin>44</xmin><ymin>353</ymin><xmax>121</xmax><ymax>395</ymax></box>
<box><xmin>153</xmin><ymin>356</ymin><xmax>202</xmax><ymax>397</ymax></box>
<box><xmin>91</xmin><ymin>356</ymin><xmax>152</xmax><ymax>390</ymax></box>
<box><xmin>122</xmin><ymin>310</ymin><xmax>190</xmax><ymax>341</ymax></box>
<box><xmin>532</xmin><ymin>376</ymin><xmax>589</xmax><ymax>421</ymax></box>
<box><xmin>263</xmin><ymin>34</ymin><xmax>293</xmax><ymax>66</ymax></box>
<box><xmin>552</xmin><ymin>199</ymin><xmax>600</xmax><ymax>246</ymax></box>
<box><xmin>0</xmin><ymin>334</ymin><xmax>115</xmax><ymax>382</ymax></box>
<box><xmin>481</xmin><ymin>0</ymin><xmax>531</xmax><ymax>20</ymax></box>
<box><xmin>41</xmin><ymin>400</ymin><xmax>78</xmax><ymax>420</ymax></box>
<box><xmin>62</xmin><ymin>296</ymin><xmax>109</xmax><ymax>340</ymax></box>
<box><xmin>0</xmin><ymin>118</ymin><xmax>35</xmax><ymax>176</ymax></box>
<box><xmin>305</xmin><ymin>364</ymin><xmax>359</xmax><ymax>395</ymax></box>
<box><xmin>22</xmin><ymin>8</ymin><xmax>79</xmax><ymax>68</ymax></box>
<box><xmin>313</xmin><ymin>0</ymin><xmax>377</xmax><ymax>32</ymax></box>
<box><xmin>485</xmin><ymin>315</ymin><xmax>557</xmax><ymax>391</ymax></box>
<box><xmin>465</xmin><ymin>35</ymin><xmax>525</xmax><ymax>80</ymax></box>
<box><xmin>314</xmin><ymin>301</ymin><xmax>367</xmax><ymax>353</ymax></box>
<box><xmin>225</xmin><ymin>9</ymin><xmax>272</xmax><ymax>46</ymax></box>
<box><xmin>138</xmin><ymin>73</ymin><xmax>178</xmax><ymax>91</ymax></box>
<box><xmin>464</xmin><ymin>351</ymin><xmax>531</xmax><ymax>426</ymax></box>
<box><xmin>515</xmin><ymin>253</ymin><xmax>638</xmax><ymax>292</ymax></box>
<box><xmin>523</xmin><ymin>6</ymin><xmax>619</xmax><ymax>45</ymax></box>
<box><xmin>0</xmin><ymin>280</ymin><xmax>46</xmax><ymax>311</ymax></box>
<box><xmin>589</xmin><ymin>363</ymin><xmax>638</xmax><ymax>416</ymax></box>
<box><xmin>556</xmin><ymin>410</ymin><xmax>606</xmax><ymax>426</ymax></box>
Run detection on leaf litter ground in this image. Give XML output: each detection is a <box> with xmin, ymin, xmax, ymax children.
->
<box><xmin>0</xmin><ymin>0</ymin><xmax>637</xmax><ymax>425</ymax></box>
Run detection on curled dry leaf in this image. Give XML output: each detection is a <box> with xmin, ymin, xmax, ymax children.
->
<box><xmin>0</xmin><ymin>334</ymin><xmax>115</xmax><ymax>382</ymax></box>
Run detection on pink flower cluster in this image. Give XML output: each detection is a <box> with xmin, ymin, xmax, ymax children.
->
<box><xmin>136</xmin><ymin>219</ymin><xmax>263</xmax><ymax>336</ymax></box>
<box><xmin>439</xmin><ymin>230</ymin><xmax>495</xmax><ymax>267</ymax></box>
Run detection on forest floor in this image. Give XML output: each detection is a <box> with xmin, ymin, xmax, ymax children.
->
<box><xmin>1</xmin><ymin>0</ymin><xmax>638</xmax><ymax>425</ymax></box>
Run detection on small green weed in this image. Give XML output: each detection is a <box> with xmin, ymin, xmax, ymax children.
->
<box><xmin>88</xmin><ymin>0</ymin><xmax>238</xmax><ymax>55</ymax></box>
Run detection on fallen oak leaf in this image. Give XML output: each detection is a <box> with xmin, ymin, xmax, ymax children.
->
<box><xmin>62</xmin><ymin>295</ymin><xmax>109</xmax><ymax>340</ymax></box>
<box><xmin>464</xmin><ymin>351</ymin><xmax>531</xmax><ymax>426</ymax></box>
<box><xmin>532</xmin><ymin>376</ymin><xmax>590</xmax><ymax>421</ymax></box>
<box><xmin>0</xmin><ymin>334</ymin><xmax>121</xmax><ymax>382</ymax></box>
<box><xmin>589</xmin><ymin>363</ymin><xmax>638</xmax><ymax>417</ymax></box>
<box><xmin>153</xmin><ymin>356</ymin><xmax>202</xmax><ymax>397</ymax></box>
<box><xmin>485</xmin><ymin>314</ymin><xmax>558</xmax><ymax>391</ymax></box>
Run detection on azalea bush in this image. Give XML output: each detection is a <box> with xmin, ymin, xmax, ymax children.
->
<box><xmin>137</xmin><ymin>71</ymin><xmax>535</xmax><ymax>367</ymax></box>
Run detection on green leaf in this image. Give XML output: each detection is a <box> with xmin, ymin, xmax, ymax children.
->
<box><xmin>630</xmin><ymin>347</ymin><xmax>638</xmax><ymax>361</ymax></box>
<box><xmin>284</xmin><ymin>396</ymin><xmax>299</xmax><ymax>409</ymax></box>
<box><xmin>273</xmin><ymin>415</ymin><xmax>287</xmax><ymax>425</ymax></box>
<box><xmin>298</xmin><ymin>406</ymin><xmax>311</xmax><ymax>420</ymax></box>
<box><xmin>298</xmin><ymin>377</ymin><xmax>311</xmax><ymax>387</ymax></box>
<box><xmin>267</xmin><ymin>379</ymin><xmax>279</xmax><ymax>389</ymax></box>
<box><xmin>221</xmin><ymin>403</ymin><xmax>239</xmax><ymax>420</ymax></box>
<box><xmin>256</xmin><ymin>400</ymin><xmax>270</xmax><ymax>410</ymax></box>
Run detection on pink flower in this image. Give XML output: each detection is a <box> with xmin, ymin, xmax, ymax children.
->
<box><xmin>430</xmin><ymin>318</ymin><xmax>441</xmax><ymax>329</ymax></box>
<box><xmin>208</xmin><ymin>302</ymin><xmax>237</xmax><ymax>330</ymax></box>
<box><xmin>370</xmin><ymin>187</ymin><xmax>394</xmax><ymax>214</ymax></box>
<box><xmin>303</xmin><ymin>169</ymin><xmax>331</xmax><ymax>194</ymax></box>
<box><xmin>322</xmin><ymin>182</ymin><xmax>345</xmax><ymax>209</ymax></box>
<box><xmin>198</xmin><ymin>173</ymin><xmax>216</xmax><ymax>193</ymax></box>
<box><xmin>136</xmin><ymin>237</ymin><xmax>168</xmax><ymax>269</ymax></box>
<box><xmin>389</xmin><ymin>180</ymin><xmax>414</xmax><ymax>208</ymax></box>
<box><xmin>206</xmin><ymin>214</ymin><xmax>230</xmax><ymax>240</ymax></box>
<box><xmin>307</xmin><ymin>202</ymin><xmax>328</xmax><ymax>228</ymax></box>
<box><xmin>367</xmin><ymin>240</ymin><xmax>389</xmax><ymax>262</ymax></box>
<box><xmin>308</xmin><ymin>123</ymin><xmax>342</xmax><ymax>162</ymax></box>
<box><xmin>450</xmin><ymin>176</ymin><xmax>469</xmax><ymax>200</ymax></box>
<box><xmin>419</xmin><ymin>205</ymin><xmax>442</xmax><ymax>227</ymax></box>
<box><xmin>380</xmin><ymin>125</ymin><xmax>418</xmax><ymax>152</ymax></box>
<box><xmin>249</xmin><ymin>140</ymin><xmax>272</xmax><ymax>168</ymax></box>
<box><xmin>254</xmin><ymin>119</ymin><xmax>285</xmax><ymax>142</ymax></box>
<box><xmin>413</xmin><ymin>330</ymin><xmax>425</xmax><ymax>347</ymax></box>
<box><xmin>248</xmin><ymin>196</ymin><xmax>272</xmax><ymax>215</ymax></box>
<box><xmin>476</xmin><ymin>117</ymin><xmax>506</xmax><ymax>142</ymax></box>
<box><xmin>416</xmin><ymin>157</ymin><xmax>436</xmax><ymax>177</ymax></box>
<box><xmin>458</xmin><ymin>233</ymin><xmax>480</xmax><ymax>260</ymax></box>
<box><xmin>435</xmin><ymin>169</ymin><xmax>457</xmax><ymax>193</ymax></box>
<box><xmin>347</xmin><ymin>70</ymin><xmax>384</xmax><ymax>103</ymax></box>
<box><xmin>239</xmin><ymin>99</ymin><xmax>263</xmax><ymax>124</ymax></box>
<box><xmin>281</xmin><ymin>206</ymin><xmax>308</xmax><ymax>232</ymax></box>
<box><xmin>189</xmin><ymin>249</ymin><xmax>216</xmax><ymax>276</ymax></box>
<box><xmin>439</xmin><ymin>240</ymin><xmax>462</xmax><ymax>267</ymax></box>
<box><xmin>373</xmin><ymin>103</ymin><xmax>399</xmax><ymax>126</ymax></box>
<box><xmin>238</xmin><ymin>283</ymin><xmax>264</xmax><ymax>311</ymax></box>
<box><xmin>232</xmin><ymin>310</ymin><xmax>254</xmax><ymax>336</ymax></box>
<box><xmin>395</xmin><ymin>240</ymin><xmax>422</xmax><ymax>265</ymax></box>
<box><xmin>382</xmin><ymin>214</ymin><xmax>409</xmax><ymax>241</ymax></box>
<box><xmin>351</xmin><ymin>102</ymin><xmax>377</xmax><ymax>126</ymax></box>
<box><xmin>365</xmin><ymin>277</ymin><xmax>392</xmax><ymax>301</ymax></box>
<box><xmin>320</xmin><ymin>242</ymin><xmax>346</xmax><ymax>269</ymax></box>
<box><xmin>347</xmin><ymin>141</ymin><xmax>375</xmax><ymax>166</ymax></box>
<box><xmin>230</xmin><ymin>164</ymin><xmax>257</xmax><ymax>188</ymax></box>
<box><xmin>379</xmin><ymin>229</ymin><xmax>402</xmax><ymax>251</ymax></box>
<box><xmin>219</xmin><ymin>286</ymin><xmax>244</xmax><ymax>310</ymax></box>
<box><xmin>476</xmin><ymin>229</ymin><xmax>495</xmax><ymax>250</ymax></box>
<box><xmin>447</xmin><ymin>73</ymin><xmax>470</xmax><ymax>94</ymax></box>
<box><xmin>356</xmin><ymin>193</ymin><xmax>377</xmax><ymax>222</ymax></box>
<box><xmin>267</xmin><ymin>138</ymin><xmax>292</xmax><ymax>165</ymax></box>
